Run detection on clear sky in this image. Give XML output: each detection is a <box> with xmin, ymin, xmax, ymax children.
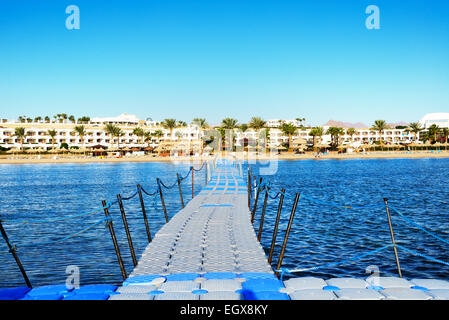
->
<box><xmin>0</xmin><ymin>0</ymin><xmax>448</xmax><ymax>126</ymax></box>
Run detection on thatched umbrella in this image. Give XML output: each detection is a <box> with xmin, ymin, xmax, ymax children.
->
<box><xmin>7</xmin><ymin>147</ymin><xmax>21</xmax><ymax>154</ymax></box>
<box><xmin>314</xmin><ymin>143</ymin><xmax>330</xmax><ymax>149</ymax></box>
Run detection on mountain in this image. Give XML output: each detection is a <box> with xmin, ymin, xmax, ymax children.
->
<box><xmin>387</xmin><ymin>121</ymin><xmax>409</xmax><ymax>128</ymax></box>
<box><xmin>323</xmin><ymin>120</ymin><xmax>368</xmax><ymax>129</ymax></box>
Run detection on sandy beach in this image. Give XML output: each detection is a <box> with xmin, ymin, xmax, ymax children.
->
<box><xmin>1</xmin><ymin>151</ymin><xmax>449</xmax><ymax>165</ymax></box>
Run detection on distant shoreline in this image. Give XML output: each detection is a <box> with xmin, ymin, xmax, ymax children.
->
<box><xmin>1</xmin><ymin>151</ymin><xmax>449</xmax><ymax>165</ymax></box>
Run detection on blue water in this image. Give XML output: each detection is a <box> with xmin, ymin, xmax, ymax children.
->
<box><xmin>1</xmin><ymin>158</ymin><xmax>449</xmax><ymax>288</ymax></box>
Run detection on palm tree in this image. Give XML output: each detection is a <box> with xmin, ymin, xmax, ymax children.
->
<box><xmin>144</xmin><ymin>131</ymin><xmax>153</xmax><ymax>147</ymax></box>
<box><xmin>248</xmin><ymin>117</ymin><xmax>266</xmax><ymax>131</ymax></box>
<box><xmin>309</xmin><ymin>126</ymin><xmax>324</xmax><ymax>147</ymax></box>
<box><xmin>114</xmin><ymin>127</ymin><xmax>123</xmax><ymax>149</ymax></box>
<box><xmin>191</xmin><ymin>118</ymin><xmax>209</xmax><ymax>154</ymax></box>
<box><xmin>34</xmin><ymin>116</ymin><xmax>42</xmax><ymax>123</ymax></box>
<box><xmin>152</xmin><ymin>130</ymin><xmax>164</xmax><ymax>144</ymax></box>
<box><xmin>175</xmin><ymin>131</ymin><xmax>183</xmax><ymax>142</ymax></box>
<box><xmin>371</xmin><ymin>120</ymin><xmax>388</xmax><ymax>145</ymax></box>
<box><xmin>192</xmin><ymin>118</ymin><xmax>208</xmax><ymax>129</ymax></box>
<box><xmin>428</xmin><ymin>124</ymin><xmax>441</xmax><ymax>143</ymax></box>
<box><xmin>408</xmin><ymin>122</ymin><xmax>423</xmax><ymax>143</ymax></box>
<box><xmin>326</xmin><ymin>127</ymin><xmax>345</xmax><ymax>147</ymax></box>
<box><xmin>47</xmin><ymin>129</ymin><xmax>57</xmax><ymax>150</ymax></box>
<box><xmin>279</xmin><ymin>123</ymin><xmax>298</xmax><ymax>151</ymax></box>
<box><xmin>221</xmin><ymin>118</ymin><xmax>238</xmax><ymax>130</ymax></box>
<box><xmin>13</xmin><ymin>127</ymin><xmax>28</xmax><ymax>151</ymax></box>
<box><xmin>442</xmin><ymin>128</ymin><xmax>449</xmax><ymax>145</ymax></box>
<box><xmin>239</xmin><ymin>123</ymin><xmax>248</xmax><ymax>132</ymax></box>
<box><xmin>132</xmin><ymin>127</ymin><xmax>145</xmax><ymax>145</ymax></box>
<box><xmin>73</xmin><ymin>125</ymin><xmax>86</xmax><ymax>147</ymax></box>
<box><xmin>68</xmin><ymin>115</ymin><xmax>76</xmax><ymax>123</ymax></box>
<box><xmin>295</xmin><ymin>117</ymin><xmax>306</xmax><ymax>128</ymax></box>
<box><xmin>44</xmin><ymin>116</ymin><xmax>50</xmax><ymax>123</ymax></box>
<box><xmin>104</xmin><ymin>124</ymin><xmax>120</xmax><ymax>149</ymax></box>
<box><xmin>162</xmin><ymin>119</ymin><xmax>177</xmax><ymax>140</ymax></box>
<box><xmin>346</xmin><ymin>128</ymin><xmax>357</xmax><ymax>143</ymax></box>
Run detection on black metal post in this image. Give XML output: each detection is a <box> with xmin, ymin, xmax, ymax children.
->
<box><xmin>251</xmin><ymin>178</ymin><xmax>263</xmax><ymax>224</ymax></box>
<box><xmin>0</xmin><ymin>220</ymin><xmax>32</xmax><ymax>288</ymax></box>
<box><xmin>257</xmin><ymin>187</ymin><xmax>270</xmax><ymax>242</ymax></box>
<box><xmin>177</xmin><ymin>173</ymin><xmax>185</xmax><ymax>208</ymax></box>
<box><xmin>268</xmin><ymin>188</ymin><xmax>285</xmax><ymax>264</ymax></box>
<box><xmin>205</xmin><ymin>162</ymin><xmax>208</xmax><ymax>186</ymax></box>
<box><xmin>102</xmin><ymin>200</ymin><xmax>127</xmax><ymax>280</ymax></box>
<box><xmin>247</xmin><ymin>167</ymin><xmax>251</xmax><ymax>209</ymax></box>
<box><xmin>275</xmin><ymin>193</ymin><xmax>300</xmax><ymax>277</ymax></box>
<box><xmin>137</xmin><ymin>184</ymin><xmax>152</xmax><ymax>243</ymax></box>
<box><xmin>117</xmin><ymin>194</ymin><xmax>137</xmax><ymax>267</ymax></box>
<box><xmin>157</xmin><ymin>178</ymin><xmax>169</xmax><ymax>223</ymax></box>
<box><xmin>384</xmin><ymin>198</ymin><xmax>403</xmax><ymax>278</ymax></box>
<box><xmin>191</xmin><ymin>166</ymin><xmax>194</xmax><ymax>198</ymax></box>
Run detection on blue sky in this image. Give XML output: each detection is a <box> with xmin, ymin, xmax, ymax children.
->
<box><xmin>0</xmin><ymin>0</ymin><xmax>448</xmax><ymax>126</ymax></box>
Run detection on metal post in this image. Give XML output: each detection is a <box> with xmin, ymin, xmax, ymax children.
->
<box><xmin>205</xmin><ymin>162</ymin><xmax>208</xmax><ymax>186</ymax></box>
<box><xmin>251</xmin><ymin>178</ymin><xmax>263</xmax><ymax>224</ymax></box>
<box><xmin>0</xmin><ymin>220</ymin><xmax>32</xmax><ymax>288</ymax></box>
<box><xmin>191</xmin><ymin>166</ymin><xmax>194</xmax><ymax>198</ymax></box>
<box><xmin>177</xmin><ymin>173</ymin><xmax>185</xmax><ymax>208</ymax></box>
<box><xmin>257</xmin><ymin>187</ymin><xmax>270</xmax><ymax>242</ymax></box>
<box><xmin>117</xmin><ymin>194</ymin><xmax>137</xmax><ymax>267</ymax></box>
<box><xmin>384</xmin><ymin>198</ymin><xmax>402</xmax><ymax>278</ymax></box>
<box><xmin>268</xmin><ymin>188</ymin><xmax>285</xmax><ymax>264</ymax></box>
<box><xmin>137</xmin><ymin>184</ymin><xmax>152</xmax><ymax>243</ymax></box>
<box><xmin>157</xmin><ymin>178</ymin><xmax>169</xmax><ymax>223</ymax></box>
<box><xmin>276</xmin><ymin>193</ymin><xmax>300</xmax><ymax>277</ymax></box>
<box><xmin>102</xmin><ymin>200</ymin><xmax>127</xmax><ymax>280</ymax></box>
<box><xmin>247</xmin><ymin>167</ymin><xmax>251</xmax><ymax>209</ymax></box>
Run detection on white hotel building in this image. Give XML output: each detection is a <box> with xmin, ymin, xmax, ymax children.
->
<box><xmin>0</xmin><ymin>114</ymin><xmax>201</xmax><ymax>150</ymax></box>
<box><xmin>0</xmin><ymin>113</ymin><xmax>447</xmax><ymax>150</ymax></box>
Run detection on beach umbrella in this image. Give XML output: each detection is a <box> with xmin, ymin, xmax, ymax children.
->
<box><xmin>7</xmin><ymin>147</ymin><xmax>21</xmax><ymax>154</ymax></box>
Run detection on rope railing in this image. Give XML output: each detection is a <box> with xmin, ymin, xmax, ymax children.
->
<box><xmin>246</xmin><ymin>166</ymin><xmax>449</xmax><ymax>280</ymax></box>
<box><xmin>12</xmin><ymin>216</ymin><xmax>112</xmax><ymax>249</ymax></box>
<box><xmin>389</xmin><ymin>206</ymin><xmax>449</xmax><ymax>246</ymax></box>
<box><xmin>276</xmin><ymin>244</ymin><xmax>394</xmax><ymax>275</ymax></box>
<box><xmin>0</xmin><ymin>201</ymin><xmax>115</xmax><ymax>224</ymax></box>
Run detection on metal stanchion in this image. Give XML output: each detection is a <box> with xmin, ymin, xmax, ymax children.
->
<box><xmin>275</xmin><ymin>193</ymin><xmax>300</xmax><ymax>277</ymax></box>
<box><xmin>268</xmin><ymin>188</ymin><xmax>285</xmax><ymax>264</ymax></box>
<box><xmin>102</xmin><ymin>200</ymin><xmax>127</xmax><ymax>280</ymax></box>
<box><xmin>137</xmin><ymin>184</ymin><xmax>152</xmax><ymax>243</ymax></box>
<box><xmin>117</xmin><ymin>194</ymin><xmax>137</xmax><ymax>267</ymax></box>
<box><xmin>251</xmin><ymin>178</ymin><xmax>263</xmax><ymax>224</ymax></box>
<box><xmin>257</xmin><ymin>187</ymin><xmax>269</xmax><ymax>241</ymax></box>
<box><xmin>0</xmin><ymin>220</ymin><xmax>32</xmax><ymax>288</ymax></box>
<box><xmin>177</xmin><ymin>173</ymin><xmax>185</xmax><ymax>208</ymax></box>
<box><xmin>157</xmin><ymin>178</ymin><xmax>169</xmax><ymax>223</ymax></box>
<box><xmin>384</xmin><ymin>198</ymin><xmax>403</xmax><ymax>278</ymax></box>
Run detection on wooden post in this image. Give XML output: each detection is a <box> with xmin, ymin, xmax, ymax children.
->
<box><xmin>157</xmin><ymin>178</ymin><xmax>169</xmax><ymax>223</ymax></box>
<box><xmin>205</xmin><ymin>162</ymin><xmax>208</xmax><ymax>186</ymax></box>
<box><xmin>251</xmin><ymin>178</ymin><xmax>263</xmax><ymax>224</ymax></box>
<box><xmin>268</xmin><ymin>188</ymin><xmax>285</xmax><ymax>264</ymax></box>
<box><xmin>0</xmin><ymin>220</ymin><xmax>32</xmax><ymax>288</ymax></box>
<box><xmin>275</xmin><ymin>193</ymin><xmax>300</xmax><ymax>277</ymax></box>
<box><xmin>384</xmin><ymin>198</ymin><xmax>403</xmax><ymax>278</ymax></box>
<box><xmin>117</xmin><ymin>194</ymin><xmax>137</xmax><ymax>267</ymax></box>
<box><xmin>102</xmin><ymin>200</ymin><xmax>127</xmax><ymax>280</ymax></box>
<box><xmin>257</xmin><ymin>187</ymin><xmax>270</xmax><ymax>242</ymax></box>
<box><xmin>137</xmin><ymin>184</ymin><xmax>152</xmax><ymax>243</ymax></box>
<box><xmin>177</xmin><ymin>173</ymin><xmax>185</xmax><ymax>208</ymax></box>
